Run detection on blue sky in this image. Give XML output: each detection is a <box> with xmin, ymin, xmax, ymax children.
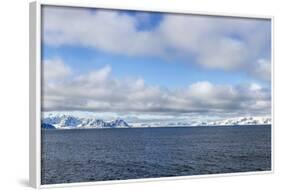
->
<box><xmin>41</xmin><ymin>5</ymin><xmax>271</xmax><ymax>121</ymax></box>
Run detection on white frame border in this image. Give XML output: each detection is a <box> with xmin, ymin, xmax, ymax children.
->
<box><xmin>29</xmin><ymin>0</ymin><xmax>274</xmax><ymax>189</ymax></box>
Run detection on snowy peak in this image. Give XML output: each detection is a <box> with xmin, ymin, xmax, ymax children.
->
<box><xmin>205</xmin><ymin>116</ymin><xmax>271</xmax><ymax>126</ymax></box>
<box><xmin>42</xmin><ymin>114</ymin><xmax>131</xmax><ymax>129</ymax></box>
<box><xmin>129</xmin><ymin>116</ymin><xmax>271</xmax><ymax>128</ymax></box>
<box><xmin>60</xmin><ymin>116</ymin><xmax>82</xmax><ymax>128</ymax></box>
<box><xmin>42</xmin><ymin>113</ymin><xmax>271</xmax><ymax>129</ymax></box>
<box><xmin>109</xmin><ymin>119</ymin><xmax>130</xmax><ymax>128</ymax></box>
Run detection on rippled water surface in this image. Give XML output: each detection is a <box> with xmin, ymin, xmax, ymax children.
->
<box><xmin>41</xmin><ymin>126</ymin><xmax>271</xmax><ymax>184</ymax></box>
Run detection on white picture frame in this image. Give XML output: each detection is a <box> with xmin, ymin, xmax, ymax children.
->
<box><xmin>29</xmin><ymin>0</ymin><xmax>274</xmax><ymax>188</ymax></box>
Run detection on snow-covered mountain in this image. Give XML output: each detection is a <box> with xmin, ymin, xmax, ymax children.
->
<box><xmin>129</xmin><ymin>116</ymin><xmax>271</xmax><ymax>128</ymax></box>
<box><xmin>42</xmin><ymin>114</ymin><xmax>130</xmax><ymax>129</ymax></box>
<box><xmin>42</xmin><ymin>114</ymin><xmax>271</xmax><ymax>129</ymax></box>
<box><xmin>204</xmin><ymin>116</ymin><xmax>271</xmax><ymax>126</ymax></box>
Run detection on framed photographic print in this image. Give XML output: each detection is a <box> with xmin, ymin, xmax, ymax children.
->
<box><xmin>29</xmin><ymin>0</ymin><xmax>273</xmax><ymax>188</ymax></box>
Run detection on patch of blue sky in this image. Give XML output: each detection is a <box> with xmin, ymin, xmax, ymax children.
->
<box><xmin>120</xmin><ymin>10</ymin><xmax>164</xmax><ymax>31</ymax></box>
<box><xmin>227</xmin><ymin>33</ymin><xmax>244</xmax><ymax>42</ymax></box>
<box><xmin>87</xmin><ymin>8</ymin><xmax>164</xmax><ymax>31</ymax></box>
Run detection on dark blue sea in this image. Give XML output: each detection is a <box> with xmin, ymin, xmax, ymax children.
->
<box><xmin>41</xmin><ymin>125</ymin><xmax>271</xmax><ymax>185</ymax></box>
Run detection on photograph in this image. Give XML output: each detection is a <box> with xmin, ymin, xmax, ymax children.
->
<box><xmin>40</xmin><ymin>5</ymin><xmax>272</xmax><ymax>185</ymax></box>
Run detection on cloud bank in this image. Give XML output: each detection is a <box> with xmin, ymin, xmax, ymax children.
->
<box><xmin>42</xmin><ymin>6</ymin><xmax>271</xmax><ymax>81</ymax></box>
<box><xmin>42</xmin><ymin>59</ymin><xmax>271</xmax><ymax>118</ymax></box>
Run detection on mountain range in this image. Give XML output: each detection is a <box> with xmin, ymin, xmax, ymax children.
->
<box><xmin>42</xmin><ymin>114</ymin><xmax>130</xmax><ymax>129</ymax></box>
<box><xmin>133</xmin><ymin>116</ymin><xmax>271</xmax><ymax>128</ymax></box>
<box><xmin>42</xmin><ymin>114</ymin><xmax>271</xmax><ymax>129</ymax></box>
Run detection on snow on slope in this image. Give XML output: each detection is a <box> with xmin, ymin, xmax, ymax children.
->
<box><xmin>205</xmin><ymin>116</ymin><xmax>271</xmax><ymax>126</ymax></box>
<box><xmin>129</xmin><ymin>116</ymin><xmax>271</xmax><ymax>128</ymax></box>
<box><xmin>42</xmin><ymin>113</ymin><xmax>271</xmax><ymax>129</ymax></box>
<box><xmin>42</xmin><ymin>113</ymin><xmax>130</xmax><ymax>129</ymax></box>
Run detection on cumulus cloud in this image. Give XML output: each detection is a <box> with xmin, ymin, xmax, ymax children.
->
<box><xmin>250</xmin><ymin>59</ymin><xmax>271</xmax><ymax>81</ymax></box>
<box><xmin>42</xmin><ymin>6</ymin><xmax>271</xmax><ymax>81</ymax></box>
<box><xmin>42</xmin><ymin>59</ymin><xmax>271</xmax><ymax>118</ymax></box>
<box><xmin>42</xmin><ymin>7</ymin><xmax>163</xmax><ymax>56</ymax></box>
<box><xmin>43</xmin><ymin>58</ymin><xmax>72</xmax><ymax>81</ymax></box>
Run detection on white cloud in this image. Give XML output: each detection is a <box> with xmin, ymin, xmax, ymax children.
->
<box><xmin>75</xmin><ymin>65</ymin><xmax>111</xmax><ymax>84</ymax></box>
<box><xmin>43</xmin><ymin>7</ymin><xmax>162</xmax><ymax>56</ymax></box>
<box><xmin>250</xmin><ymin>59</ymin><xmax>271</xmax><ymax>81</ymax></box>
<box><xmin>42</xmin><ymin>59</ymin><xmax>271</xmax><ymax>118</ymax></box>
<box><xmin>42</xmin><ymin>6</ymin><xmax>271</xmax><ymax>81</ymax></box>
<box><xmin>43</xmin><ymin>58</ymin><xmax>71</xmax><ymax>81</ymax></box>
<box><xmin>249</xmin><ymin>83</ymin><xmax>262</xmax><ymax>91</ymax></box>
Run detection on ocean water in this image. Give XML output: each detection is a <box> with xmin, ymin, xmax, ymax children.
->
<box><xmin>41</xmin><ymin>125</ymin><xmax>271</xmax><ymax>185</ymax></box>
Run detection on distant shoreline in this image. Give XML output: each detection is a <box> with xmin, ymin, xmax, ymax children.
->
<box><xmin>41</xmin><ymin>124</ymin><xmax>271</xmax><ymax>130</ymax></box>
